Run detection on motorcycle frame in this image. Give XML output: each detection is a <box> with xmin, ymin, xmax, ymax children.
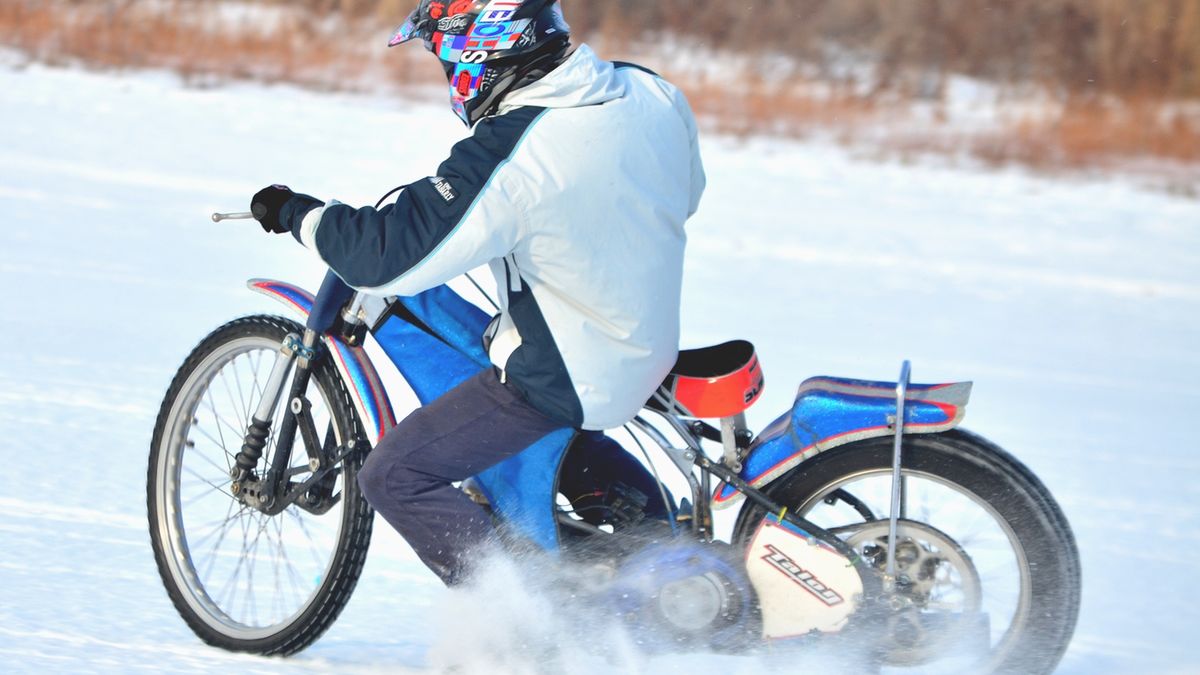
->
<box><xmin>239</xmin><ymin>275</ymin><xmax>969</xmax><ymax>559</ymax></box>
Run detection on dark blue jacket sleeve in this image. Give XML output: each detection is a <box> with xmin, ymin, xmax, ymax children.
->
<box><xmin>290</xmin><ymin>106</ymin><xmax>546</xmax><ymax>291</ymax></box>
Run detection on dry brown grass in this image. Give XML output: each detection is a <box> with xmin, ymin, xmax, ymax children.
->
<box><xmin>680</xmin><ymin>69</ymin><xmax>1200</xmax><ymax>169</ymax></box>
<box><xmin>2</xmin><ymin>0</ymin><xmax>1198</xmax><ymax>174</ymax></box>
<box><xmin>960</xmin><ymin>98</ymin><xmax>1200</xmax><ymax>169</ymax></box>
<box><xmin>0</xmin><ymin>0</ymin><xmax>441</xmax><ymax>90</ymax></box>
<box><xmin>680</xmin><ymin>76</ymin><xmax>879</xmax><ymax>138</ymax></box>
<box><xmin>566</xmin><ymin>0</ymin><xmax>1200</xmax><ymax>100</ymax></box>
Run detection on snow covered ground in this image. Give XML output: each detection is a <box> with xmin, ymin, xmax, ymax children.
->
<box><xmin>1</xmin><ymin>60</ymin><xmax>1198</xmax><ymax>673</ymax></box>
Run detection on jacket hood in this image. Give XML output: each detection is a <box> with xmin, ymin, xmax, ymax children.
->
<box><xmin>499</xmin><ymin>44</ymin><xmax>625</xmax><ymax>114</ymax></box>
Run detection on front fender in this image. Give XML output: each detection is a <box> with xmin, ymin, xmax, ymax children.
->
<box><xmin>248</xmin><ymin>279</ymin><xmax>397</xmax><ymax>443</ymax></box>
<box><xmin>713</xmin><ymin>376</ymin><xmax>972</xmax><ymax>509</ymax></box>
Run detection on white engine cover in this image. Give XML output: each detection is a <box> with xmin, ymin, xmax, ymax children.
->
<box><xmin>745</xmin><ymin>517</ymin><xmax>864</xmax><ymax>639</ymax></box>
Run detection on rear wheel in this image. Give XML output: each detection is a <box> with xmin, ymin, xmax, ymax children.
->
<box><xmin>734</xmin><ymin>429</ymin><xmax>1080</xmax><ymax>674</ymax></box>
<box><xmin>147</xmin><ymin>315</ymin><xmax>373</xmax><ymax>655</ymax></box>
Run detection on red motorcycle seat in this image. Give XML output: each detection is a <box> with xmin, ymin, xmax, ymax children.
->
<box><xmin>646</xmin><ymin>340</ymin><xmax>764</xmax><ymax>419</ymax></box>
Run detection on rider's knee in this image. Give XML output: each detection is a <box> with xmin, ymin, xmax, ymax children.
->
<box><xmin>357</xmin><ymin>450</ymin><xmax>392</xmax><ymax>507</ymax></box>
<box><xmin>358</xmin><ymin>447</ymin><xmax>426</xmax><ymax>508</ymax></box>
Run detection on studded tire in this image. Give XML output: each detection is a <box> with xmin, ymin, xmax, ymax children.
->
<box><xmin>734</xmin><ymin>429</ymin><xmax>1080</xmax><ymax>674</ymax></box>
<box><xmin>147</xmin><ymin>315</ymin><xmax>374</xmax><ymax>656</ymax></box>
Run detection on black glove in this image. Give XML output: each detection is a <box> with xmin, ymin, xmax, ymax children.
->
<box><xmin>251</xmin><ymin>185</ymin><xmax>295</xmax><ymax>234</ymax></box>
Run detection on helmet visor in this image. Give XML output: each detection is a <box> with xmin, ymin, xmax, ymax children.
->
<box><xmin>387</xmin><ymin>11</ymin><xmax>425</xmax><ymax>47</ymax></box>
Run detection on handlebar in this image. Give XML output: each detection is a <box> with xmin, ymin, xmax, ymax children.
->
<box><xmin>212</xmin><ymin>211</ymin><xmax>255</xmax><ymax>222</ymax></box>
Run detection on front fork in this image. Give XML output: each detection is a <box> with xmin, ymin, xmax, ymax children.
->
<box><xmin>230</xmin><ymin>329</ymin><xmax>323</xmax><ymax>514</ymax></box>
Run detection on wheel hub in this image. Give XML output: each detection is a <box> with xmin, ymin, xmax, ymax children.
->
<box><xmin>842</xmin><ymin>519</ymin><xmax>986</xmax><ymax>666</ymax></box>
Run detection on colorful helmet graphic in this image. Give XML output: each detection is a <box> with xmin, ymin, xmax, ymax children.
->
<box><xmin>388</xmin><ymin>0</ymin><xmax>570</xmax><ymax>126</ymax></box>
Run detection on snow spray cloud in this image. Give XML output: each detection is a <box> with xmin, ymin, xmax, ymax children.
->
<box><xmin>424</xmin><ymin>546</ymin><xmax>880</xmax><ymax>675</ymax></box>
<box><xmin>426</xmin><ymin>551</ymin><xmax>644</xmax><ymax>675</ymax></box>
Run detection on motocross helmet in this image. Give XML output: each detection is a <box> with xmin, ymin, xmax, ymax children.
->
<box><xmin>388</xmin><ymin>0</ymin><xmax>571</xmax><ymax>126</ymax></box>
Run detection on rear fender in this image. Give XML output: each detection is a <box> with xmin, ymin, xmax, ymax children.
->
<box><xmin>248</xmin><ymin>279</ymin><xmax>397</xmax><ymax>443</ymax></box>
<box><xmin>713</xmin><ymin>376</ymin><xmax>972</xmax><ymax>509</ymax></box>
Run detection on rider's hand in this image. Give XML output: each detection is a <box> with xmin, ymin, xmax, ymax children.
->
<box><xmin>251</xmin><ymin>185</ymin><xmax>297</xmax><ymax>234</ymax></box>
<box><xmin>252</xmin><ymin>186</ymin><xmax>325</xmax><ymax>237</ymax></box>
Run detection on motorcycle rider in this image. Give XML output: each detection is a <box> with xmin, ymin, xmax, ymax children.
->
<box><xmin>251</xmin><ymin>0</ymin><xmax>704</xmax><ymax>585</ymax></box>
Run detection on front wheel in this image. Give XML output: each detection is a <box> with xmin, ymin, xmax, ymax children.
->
<box><xmin>734</xmin><ymin>429</ymin><xmax>1080</xmax><ymax>674</ymax></box>
<box><xmin>147</xmin><ymin>315</ymin><xmax>374</xmax><ymax>655</ymax></box>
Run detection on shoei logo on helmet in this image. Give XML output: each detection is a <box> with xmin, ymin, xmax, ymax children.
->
<box><xmin>464</xmin><ymin>19</ymin><xmax>529</xmax><ymax>52</ymax></box>
<box><xmin>479</xmin><ymin>0</ymin><xmax>523</xmax><ymax>22</ymax></box>
<box><xmin>416</xmin><ymin>0</ymin><xmax>565</xmax><ymax>126</ymax></box>
<box><xmin>456</xmin><ymin>1</ymin><xmax>529</xmax><ymax>57</ymax></box>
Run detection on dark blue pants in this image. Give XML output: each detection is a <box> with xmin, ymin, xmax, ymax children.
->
<box><xmin>357</xmin><ymin>368</ymin><xmax>567</xmax><ymax>585</ymax></box>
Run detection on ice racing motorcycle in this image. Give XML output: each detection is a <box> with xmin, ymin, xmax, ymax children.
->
<box><xmin>147</xmin><ymin>241</ymin><xmax>1080</xmax><ymax>672</ymax></box>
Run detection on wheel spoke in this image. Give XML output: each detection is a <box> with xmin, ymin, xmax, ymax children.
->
<box><xmin>197</xmin><ymin>499</ymin><xmax>240</xmax><ymax>580</ymax></box>
<box><xmin>181</xmin><ymin>482</ymin><xmax>231</xmax><ymax>509</ymax></box>
<box><xmin>204</xmin><ymin>388</ymin><xmax>231</xmax><ymax>460</ymax></box>
<box><xmin>244</xmin><ymin>514</ymin><xmax>271</xmax><ymax>626</ymax></box>
<box><xmin>212</xmin><ymin>406</ymin><xmax>250</xmax><ymax>445</ymax></box>
<box><xmin>215</xmin><ymin>509</ymin><xmax>254</xmax><ymax>611</ymax></box>
<box><xmin>232</xmin><ymin>354</ymin><xmax>254</xmax><ymax>430</ymax></box>
<box><xmin>268</xmin><ymin>515</ymin><xmax>286</xmax><ymax>623</ymax></box>
<box><xmin>287</xmin><ymin>505</ymin><xmax>326</xmax><ymax>568</ymax></box>
<box><xmin>205</xmin><ymin>378</ymin><xmax>252</xmax><ymax>446</ymax></box>
<box><xmin>185</xmin><ymin>442</ymin><xmax>232</xmax><ymax>481</ymax></box>
<box><xmin>219</xmin><ymin>368</ymin><xmax>247</xmax><ymax>436</ymax></box>
<box><xmin>190</xmin><ymin>424</ymin><xmax>237</xmax><ymax>468</ymax></box>
<box><xmin>273</xmin><ymin>514</ymin><xmax>308</xmax><ymax>612</ymax></box>
<box><xmin>249</xmin><ymin>351</ymin><xmax>267</xmax><ymax>413</ymax></box>
<box><xmin>189</xmin><ymin>504</ymin><xmax>247</xmax><ymax>551</ymax></box>
<box><xmin>181</xmin><ymin>465</ymin><xmax>235</xmax><ymax>500</ymax></box>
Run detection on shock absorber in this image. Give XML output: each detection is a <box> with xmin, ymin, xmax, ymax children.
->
<box><xmin>233</xmin><ymin>419</ymin><xmax>272</xmax><ymax>481</ymax></box>
<box><xmin>230</xmin><ymin>332</ymin><xmax>307</xmax><ymax>484</ymax></box>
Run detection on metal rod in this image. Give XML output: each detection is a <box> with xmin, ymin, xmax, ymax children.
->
<box><xmin>628</xmin><ymin>416</ymin><xmax>704</xmax><ymax>530</ymax></box>
<box><xmin>212</xmin><ymin>211</ymin><xmax>255</xmax><ymax>222</ymax></box>
<box><xmin>623</xmin><ymin>424</ymin><xmax>678</xmax><ymax>534</ymax></box>
<box><xmin>644</xmin><ymin>408</ymin><xmax>706</xmax><ymax>454</ymax></box>
<box><xmin>630</xmin><ymin>416</ymin><xmax>699</xmax><ymax>477</ymax></box>
<box><xmin>719</xmin><ymin>413</ymin><xmax>745</xmax><ymax>472</ymax></box>
<box><xmin>345</xmin><ymin>293</ymin><xmax>367</xmax><ymax>322</ymax></box>
<box><xmin>252</xmin><ymin>345</ymin><xmax>297</xmax><ymax>423</ymax></box>
<box><xmin>692</xmin><ymin>451</ymin><xmax>868</xmax><ymax>573</ymax></box>
<box><xmin>885</xmin><ymin>359</ymin><xmax>912</xmax><ymax>584</ymax></box>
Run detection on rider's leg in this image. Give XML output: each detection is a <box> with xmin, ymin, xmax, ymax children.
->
<box><xmin>358</xmin><ymin>367</ymin><xmax>568</xmax><ymax>585</ymax></box>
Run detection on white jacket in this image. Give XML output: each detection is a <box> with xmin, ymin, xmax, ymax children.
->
<box><xmin>294</xmin><ymin>44</ymin><xmax>705</xmax><ymax>430</ymax></box>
